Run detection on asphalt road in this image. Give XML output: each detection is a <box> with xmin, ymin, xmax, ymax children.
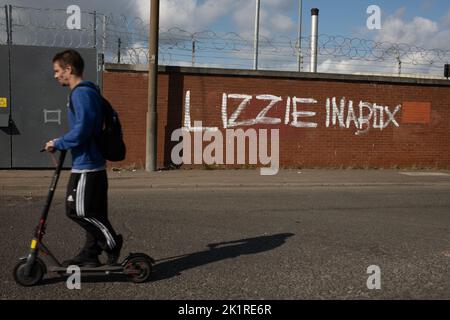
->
<box><xmin>1</xmin><ymin>170</ymin><xmax>449</xmax><ymax>299</ymax></box>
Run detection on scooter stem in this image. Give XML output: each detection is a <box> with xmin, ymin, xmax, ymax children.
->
<box><xmin>23</xmin><ymin>150</ymin><xmax>67</xmax><ymax>277</ymax></box>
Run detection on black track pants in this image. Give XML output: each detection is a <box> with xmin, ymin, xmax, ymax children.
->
<box><xmin>65</xmin><ymin>170</ymin><xmax>118</xmax><ymax>256</ymax></box>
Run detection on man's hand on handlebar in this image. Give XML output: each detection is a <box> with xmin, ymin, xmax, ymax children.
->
<box><xmin>44</xmin><ymin>140</ymin><xmax>56</xmax><ymax>153</ymax></box>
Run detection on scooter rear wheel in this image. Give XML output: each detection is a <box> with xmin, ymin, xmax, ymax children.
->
<box><xmin>124</xmin><ymin>256</ymin><xmax>152</xmax><ymax>283</ymax></box>
<box><xmin>13</xmin><ymin>258</ymin><xmax>46</xmax><ymax>287</ymax></box>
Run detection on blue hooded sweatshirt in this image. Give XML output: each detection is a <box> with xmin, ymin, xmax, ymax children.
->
<box><xmin>54</xmin><ymin>81</ymin><xmax>106</xmax><ymax>171</ymax></box>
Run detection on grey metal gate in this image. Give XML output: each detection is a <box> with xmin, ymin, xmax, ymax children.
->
<box><xmin>0</xmin><ymin>45</ymin><xmax>98</xmax><ymax>168</ymax></box>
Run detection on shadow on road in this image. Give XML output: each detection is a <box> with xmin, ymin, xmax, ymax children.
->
<box><xmin>38</xmin><ymin>233</ymin><xmax>294</xmax><ymax>285</ymax></box>
<box><xmin>152</xmin><ymin>233</ymin><xmax>294</xmax><ymax>282</ymax></box>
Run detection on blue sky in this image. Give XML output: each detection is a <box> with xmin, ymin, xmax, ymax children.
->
<box><xmin>293</xmin><ymin>0</ymin><xmax>450</xmax><ymax>38</ymax></box>
<box><xmin>4</xmin><ymin>1</ymin><xmax>448</xmax><ymax>35</ymax></box>
<box><xmin>210</xmin><ymin>0</ymin><xmax>450</xmax><ymax>42</ymax></box>
<box><xmin>5</xmin><ymin>0</ymin><xmax>450</xmax><ymax>44</ymax></box>
<box><xmin>4</xmin><ymin>0</ymin><xmax>450</xmax><ymax>75</ymax></box>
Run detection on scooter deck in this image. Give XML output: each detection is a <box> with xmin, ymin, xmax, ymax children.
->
<box><xmin>49</xmin><ymin>265</ymin><xmax>124</xmax><ymax>273</ymax></box>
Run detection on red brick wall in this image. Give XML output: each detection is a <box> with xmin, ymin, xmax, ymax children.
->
<box><xmin>103</xmin><ymin>67</ymin><xmax>450</xmax><ymax>169</ymax></box>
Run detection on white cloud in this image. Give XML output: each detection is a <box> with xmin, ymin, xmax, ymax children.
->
<box><xmin>232</xmin><ymin>0</ymin><xmax>255</xmax><ymax>37</ymax></box>
<box><xmin>135</xmin><ymin>0</ymin><xmax>235</xmax><ymax>31</ymax></box>
<box><xmin>9</xmin><ymin>0</ymin><xmax>447</xmax><ymax>75</ymax></box>
<box><xmin>130</xmin><ymin>0</ymin><xmax>296</xmax><ymax>37</ymax></box>
<box><xmin>376</xmin><ymin>13</ymin><xmax>438</xmax><ymax>48</ymax></box>
<box><xmin>319</xmin><ymin>59</ymin><xmax>397</xmax><ymax>74</ymax></box>
<box><xmin>266</xmin><ymin>0</ymin><xmax>294</xmax><ymax>12</ymax></box>
<box><xmin>348</xmin><ymin>9</ymin><xmax>450</xmax><ymax>76</ymax></box>
<box><xmin>373</xmin><ymin>8</ymin><xmax>450</xmax><ymax>52</ymax></box>
<box><xmin>318</xmin><ymin>57</ymin><xmax>440</xmax><ymax>78</ymax></box>
<box><xmin>268</xmin><ymin>13</ymin><xmax>295</xmax><ymax>33</ymax></box>
<box><xmin>232</xmin><ymin>1</ymin><xmax>295</xmax><ymax>39</ymax></box>
<box><xmin>8</xmin><ymin>0</ymin><xmax>297</xmax><ymax>39</ymax></box>
<box><xmin>316</xmin><ymin>8</ymin><xmax>450</xmax><ymax>77</ymax></box>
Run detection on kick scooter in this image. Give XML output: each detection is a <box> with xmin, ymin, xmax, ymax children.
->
<box><xmin>13</xmin><ymin>150</ymin><xmax>154</xmax><ymax>286</ymax></box>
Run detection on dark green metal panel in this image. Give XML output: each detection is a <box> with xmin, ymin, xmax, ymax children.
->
<box><xmin>0</xmin><ymin>45</ymin><xmax>11</xmax><ymax>168</ymax></box>
<box><xmin>10</xmin><ymin>45</ymin><xmax>98</xmax><ymax>168</ymax></box>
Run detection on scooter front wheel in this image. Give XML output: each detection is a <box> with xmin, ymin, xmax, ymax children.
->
<box><xmin>13</xmin><ymin>258</ymin><xmax>46</xmax><ymax>287</ymax></box>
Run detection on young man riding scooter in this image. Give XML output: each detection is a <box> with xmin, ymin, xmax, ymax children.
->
<box><xmin>45</xmin><ymin>49</ymin><xmax>122</xmax><ymax>267</ymax></box>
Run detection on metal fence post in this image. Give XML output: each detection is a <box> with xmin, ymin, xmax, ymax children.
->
<box><xmin>253</xmin><ymin>0</ymin><xmax>260</xmax><ymax>70</ymax></box>
<box><xmin>297</xmin><ymin>0</ymin><xmax>303</xmax><ymax>72</ymax></box>
<box><xmin>8</xmin><ymin>5</ymin><xmax>12</xmax><ymax>45</ymax></box>
<box><xmin>102</xmin><ymin>14</ymin><xmax>106</xmax><ymax>54</ymax></box>
<box><xmin>117</xmin><ymin>37</ymin><xmax>121</xmax><ymax>63</ymax></box>
<box><xmin>4</xmin><ymin>5</ymin><xmax>9</xmax><ymax>45</ymax></box>
<box><xmin>192</xmin><ymin>36</ymin><xmax>196</xmax><ymax>67</ymax></box>
<box><xmin>93</xmin><ymin>11</ymin><xmax>97</xmax><ymax>49</ymax></box>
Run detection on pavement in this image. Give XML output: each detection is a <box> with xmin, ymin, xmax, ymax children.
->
<box><xmin>2</xmin><ymin>168</ymin><xmax>450</xmax><ymax>193</ymax></box>
<box><xmin>1</xmin><ymin>168</ymin><xmax>449</xmax><ymax>299</ymax></box>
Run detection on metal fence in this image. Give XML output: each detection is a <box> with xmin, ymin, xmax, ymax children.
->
<box><xmin>2</xmin><ymin>4</ymin><xmax>450</xmax><ymax>77</ymax></box>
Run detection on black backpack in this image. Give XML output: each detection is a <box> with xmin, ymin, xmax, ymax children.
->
<box><xmin>69</xmin><ymin>84</ymin><xmax>126</xmax><ymax>162</ymax></box>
